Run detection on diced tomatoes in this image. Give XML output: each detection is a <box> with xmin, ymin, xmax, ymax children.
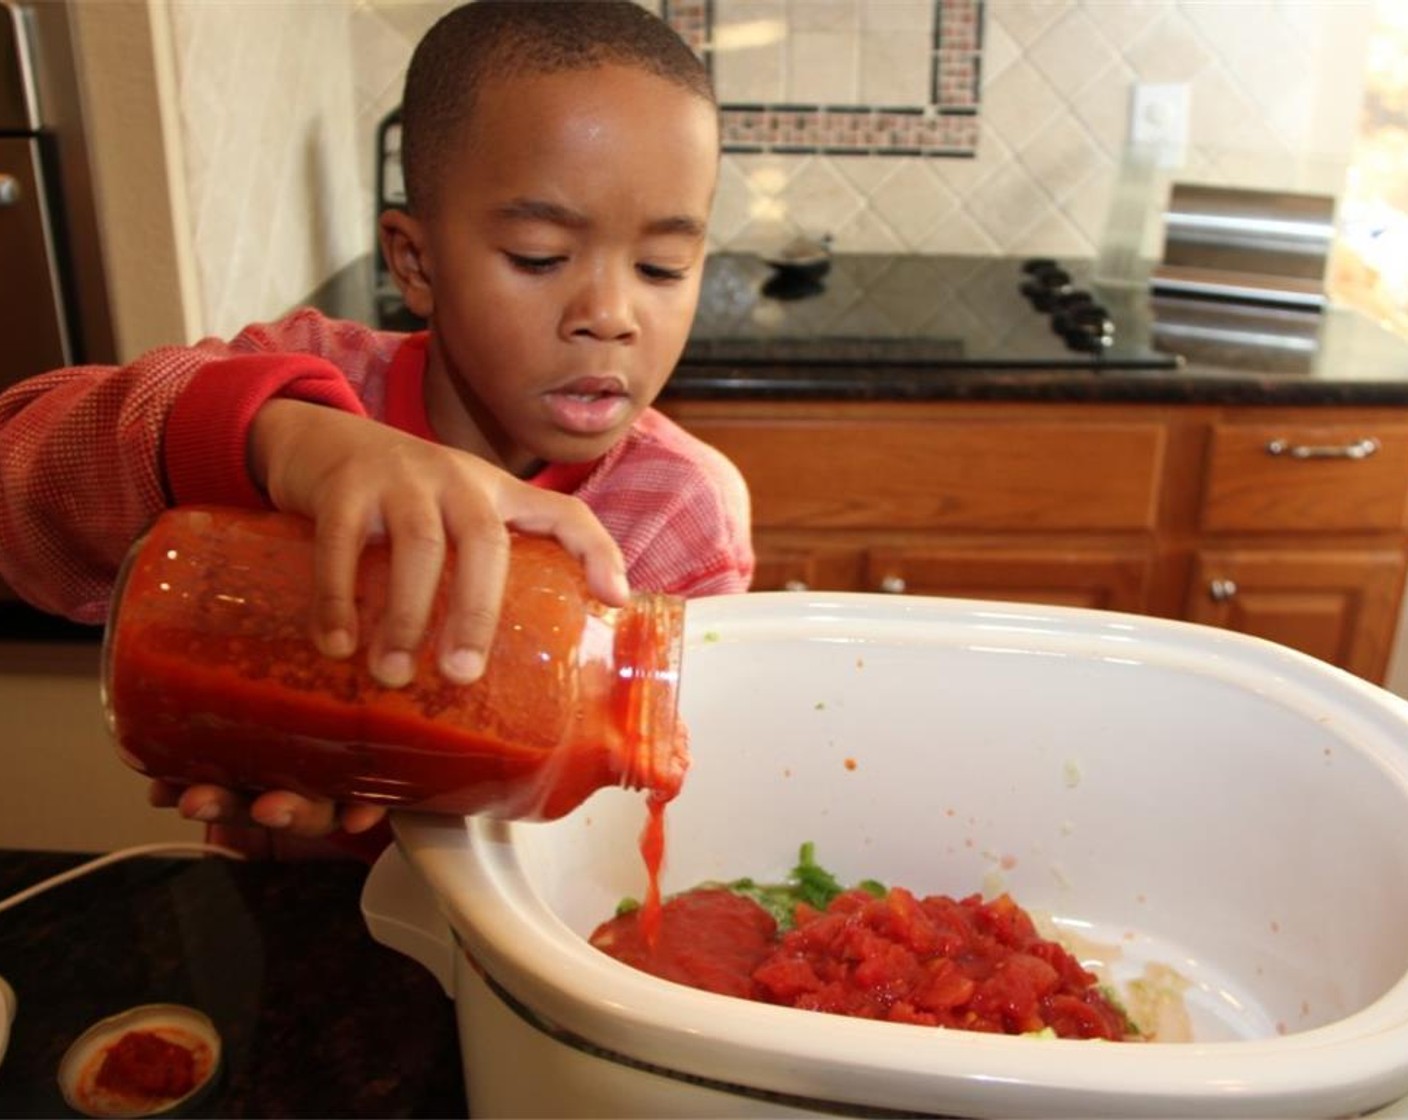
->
<box><xmin>592</xmin><ymin>883</ymin><xmax>1137</xmax><ymax>1041</ymax></box>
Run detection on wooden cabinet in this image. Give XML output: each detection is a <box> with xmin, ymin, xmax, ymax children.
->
<box><xmin>659</xmin><ymin>399</ymin><xmax>1408</xmax><ymax>683</ymax></box>
<box><xmin>1185</xmin><ymin>416</ymin><xmax>1408</xmax><ymax>679</ymax></box>
<box><xmin>1184</xmin><ymin>548</ymin><xmax>1403</xmax><ymax>681</ymax></box>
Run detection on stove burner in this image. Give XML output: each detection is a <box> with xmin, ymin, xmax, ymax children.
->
<box><xmin>1019</xmin><ymin>259</ymin><xmax>1072</xmax><ymax>310</ymax></box>
<box><xmin>1022</xmin><ymin>258</ymin><xmax>1115</xmax><ymax>353</ymax></box>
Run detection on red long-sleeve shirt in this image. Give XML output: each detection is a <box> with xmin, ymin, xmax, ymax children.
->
<box><xmin>0</xmin><ymin>308</ymin><xmax>754</xmax><ymax>621</ymax></box>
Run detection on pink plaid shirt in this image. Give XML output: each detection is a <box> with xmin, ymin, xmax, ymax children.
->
<box><xmin>0</xmin><ymin>308</ymin><xmax>753</xmax><ymax>622</ymax></box>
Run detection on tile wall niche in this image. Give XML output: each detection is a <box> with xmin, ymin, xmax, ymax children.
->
<box><xmin>166</xmin><ymin>0</ymin><xmax>1378</xmax><ymax>335</ymax></box>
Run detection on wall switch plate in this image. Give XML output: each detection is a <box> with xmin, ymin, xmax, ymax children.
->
<box><xmin>1130</xmin><ymin>83</ymin><xmax>1190</xmax><ymax>169</ymax></box>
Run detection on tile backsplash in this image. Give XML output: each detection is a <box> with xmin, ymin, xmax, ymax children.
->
<box><xmin>164</xmin><ymin>0</ymin><xmax>1374</xmax><ymax>338</ymax></box>
<box><xmin>679</xmin><ymin>0</ymin><xmax>982</xmax><ymax>158</ymax></box>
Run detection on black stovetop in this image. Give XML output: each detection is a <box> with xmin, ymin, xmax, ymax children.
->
<box><xmin>682</xmin><ymin>254</ymin><xmax>1183</xmax><ymax>371</ymax></box>
<box><xmin>347</xmin><ymin>249</ymin><xmax>1408</xmax><ymax>391</ymax></box>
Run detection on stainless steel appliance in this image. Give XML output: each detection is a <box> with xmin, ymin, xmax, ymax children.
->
<box><xmin>0</xmin><ymin>1</ymin><xmax>113</xmax><ymax>386</ymax></box>
<box><xmin>1151</xmin><ymin>184</ymin><xmax>1336</xmax><ymax>309</ymax></box>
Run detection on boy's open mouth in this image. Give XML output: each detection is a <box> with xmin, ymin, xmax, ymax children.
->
<box><xmin>543</xmin><ymin>377</ymin><xmax>631</xmax><ymax>435</ymax></box>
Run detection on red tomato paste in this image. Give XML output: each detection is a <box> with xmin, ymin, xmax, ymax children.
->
<box><xmin>592</xmin><ymin>885</ymin><xmax>1135</xmax><ymax>1041</ymax></box>
<box><xmin>94</xmin><ymin>1029</ymin><xmax>198</xmax><ymax>1099</ymax></box>
<box><xmin>591</xmin><ymin>888</ymin><xmax>778</xmax><ymax>999</ymax></box>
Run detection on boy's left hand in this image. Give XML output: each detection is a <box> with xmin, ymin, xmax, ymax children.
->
<box><xmin>148</xmin><ymin>779</ymin><xmax>386</xmax><ymax>838</ymax></box>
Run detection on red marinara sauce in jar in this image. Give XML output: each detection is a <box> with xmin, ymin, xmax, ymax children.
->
<box><xmin>101</xmin><ymin>506</ymin><xmax>687</xmax><ymax>820</ymax></box>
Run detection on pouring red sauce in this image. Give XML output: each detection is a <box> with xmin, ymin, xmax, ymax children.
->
<box><xmin>104</xmin><ymin>507</ymin><xmax>688</xmax><ymax>822</ymax></box>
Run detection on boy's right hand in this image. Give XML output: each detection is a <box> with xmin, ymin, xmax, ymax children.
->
<box><xmin>248</xmin><ymin>398</ymin><xmax>629</xmax><ymax>687</ymax></box>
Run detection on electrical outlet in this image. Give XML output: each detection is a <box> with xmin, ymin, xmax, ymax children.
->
<box><xmin>1130</xmin><ymin>83</ymin><xmax>1190</xmax><ymax>169</ymax></box>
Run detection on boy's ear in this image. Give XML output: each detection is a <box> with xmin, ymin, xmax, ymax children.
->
<box><xmin>378</xmin><ymin>210</ymin><xmax>434</xmax><ymax>319</ymax></box>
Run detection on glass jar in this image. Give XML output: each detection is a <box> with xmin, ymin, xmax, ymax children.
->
<box><xmin>101</xmin><ymin>506</ymin><xmax>687</xmax><ymax>820</ymax></box>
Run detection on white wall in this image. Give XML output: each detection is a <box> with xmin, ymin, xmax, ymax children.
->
<box><xmin>0</xmin><ymin>645</ymin><xmax>200</xmax><ymax>852</ymax></box>
<box><xmin>66</xmin><ymin>0</ymin><xmax>200</xmax><ymax>360</ymax></box>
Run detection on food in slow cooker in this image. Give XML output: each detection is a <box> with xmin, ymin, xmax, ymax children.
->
<box><xmin>590</xmin><ymin>844</ymin><xmax>1141</xmax><ymax>1041</ymax></box>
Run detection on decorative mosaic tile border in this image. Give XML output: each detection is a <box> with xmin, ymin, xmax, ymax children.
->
<box><xmin>664</xmin><ymin>0</ymin><xmax>982</xmax><ymax>158</ymax></box>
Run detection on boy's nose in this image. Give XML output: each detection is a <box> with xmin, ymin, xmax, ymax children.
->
<box><xmin>564</xmin><ymin>268</ymin><xmax>638</xmax><ymax>342</ymax></box>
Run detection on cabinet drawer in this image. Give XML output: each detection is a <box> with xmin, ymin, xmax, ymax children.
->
<box><xmin>687</xmin><ymin>419</ymin><xmax>1166</xmax><ymax>531</ymax></box>
<box><xmin>867</xmin><ymin>545</ymin><xmax>1151</xmax><ymax>612</ymax></box>
<box><xmin>1202</xmin><ymin>424</ymin><xmax>1408</xmax><ymax>532</ymax></box>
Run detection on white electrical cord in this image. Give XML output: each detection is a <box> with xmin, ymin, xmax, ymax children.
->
<box><xmin>0</xmin><ymin>842</ymin><xmax>246</xmax><ymax>916</ymax></box>
<box><xmin>0</xmin><ymin>842</ymin><xmax>247</xmax><ymax>1069</ymax></box>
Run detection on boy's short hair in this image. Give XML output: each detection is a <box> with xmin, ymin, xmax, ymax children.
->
<box><xmin>401</xmin><ymin>1</ymin><xmax>717</xmax><ymax>215</ymax></box>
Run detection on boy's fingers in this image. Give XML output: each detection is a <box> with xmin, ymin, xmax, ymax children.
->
<box><xmin>147</xmin><ymin>779</ymin><xmax>182</xmax><ymax>809</ymax></box>
<box><xmin>339</xmin><ymin>803</ymin><xmax>387</xmax><ymax>834</ymax></box>
<box><xmin>505</xmin><ymin>490</ymin><xmax>630</xmax><ymax>606</ymax></box>
<box><xmin>437</xmin><ymin>508</ymin><xmax>510</xmax><ymax>685</ymax></box>
<box><xmin>369</xmin><ymin>501</ymin><xmax>447</xmax><ymax>687</ymax></box>
<box><xmin>156</xmin><ymin>782</ymin><xmax>369</xmax><ymax>841</ymax></box>
<box><xmin>312</xmin><ymin>509</ymin><xmax>370</xmax><ymax>661</ymax></box>
<box><xmin>249</xmin><ymin>791</ymin><xmax>340</xmax><ymax>837</ymax></box>
<box><xmin>176</xmin><ymin>784</ymin><xmax>249</xmax><ymax>825</ymax></box>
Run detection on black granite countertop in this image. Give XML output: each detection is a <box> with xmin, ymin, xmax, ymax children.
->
<box><xmin>0</xmin><ymin>850</ymin><xmax>466</xmax><ymax>1118</ymax></box>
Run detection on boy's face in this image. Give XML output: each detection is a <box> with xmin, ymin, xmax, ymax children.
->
<box><xmin>382</xmin><ymin>64</ymin><xmax>719</xmax><ymax>475</ymax></box>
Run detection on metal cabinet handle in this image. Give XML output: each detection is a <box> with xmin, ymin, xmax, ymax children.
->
<box><xmin>878</xmin><ymin>575</ymin><xmax>907</xmax><ymax>594</ymax></box>
<box><xmin>782</xmin><ymin>578</ymin><xmax>809</xmax><ymax>592</ymax></box>
<box><xmin>0</xmin><ymin>174</ymin><xmax>19</xmax><ymax>206</ymax></box>
<box><xmin>1209</xmin><ymin>578</ymin><xmax>1238</xmax><ymax>602</ymax></box>
<box><xmin>1265</xmin><ymin>436</ymin><xmax>1380</xmax><ymax>460</ymax></box>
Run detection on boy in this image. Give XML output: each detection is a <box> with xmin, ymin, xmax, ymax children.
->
<box><xmin>0</xmin><ymin>1</ymin><xmax>752</xmax><ymax>849</ymax></box>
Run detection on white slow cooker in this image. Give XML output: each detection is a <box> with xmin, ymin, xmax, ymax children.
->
<box><xmin>364</xmin><ymin>592</ymin><xmax>1408</xmax><ymax>1118</ymax></box>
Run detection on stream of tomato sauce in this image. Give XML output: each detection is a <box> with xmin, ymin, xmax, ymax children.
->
<box><xmin>637</xmin><ymin>794</ymin><xmax>669</xmax><ymax>946</ymax></box>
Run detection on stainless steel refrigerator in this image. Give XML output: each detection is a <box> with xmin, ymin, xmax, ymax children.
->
<box><xmin>1</xmin><ymin>0</ymin><xmax>113</xmax><ymax>388</ymax></box>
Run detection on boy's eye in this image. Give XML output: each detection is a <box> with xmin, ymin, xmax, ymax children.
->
<box><xmin>639</xmin><ymin>262</ymin><xmax>688</xmax><ymax>282</ymax></box>
<box><xmin>507</xmin><ymin>253</ymin><xmax>564</xmax><ymax>274</ymax></box>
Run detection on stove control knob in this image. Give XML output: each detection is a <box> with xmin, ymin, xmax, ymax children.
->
<box><xmin>1021</xmin><ymin>267</ymin><xmax>1074</xmax><ymax>310</ymax></box>
<box><xmin>1054</xmin><ymin>303</ymin><xmax>1115</xmax><ymax>352</ymax></box>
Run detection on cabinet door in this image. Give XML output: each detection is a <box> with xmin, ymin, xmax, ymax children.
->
<box><xmin>1185</xmin><ymin>549</ymin><xmax>1405</xmax><ymax>681</ymax></box>
<box><xmin>751</xmin><ymin>537</ymin><xmax>863</xmax><ymax>592</ymax></box>
<box><xmin>866</xmin><ymin>545</ymin><xmax>1152</xmax><ymax>612</ymax></box>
